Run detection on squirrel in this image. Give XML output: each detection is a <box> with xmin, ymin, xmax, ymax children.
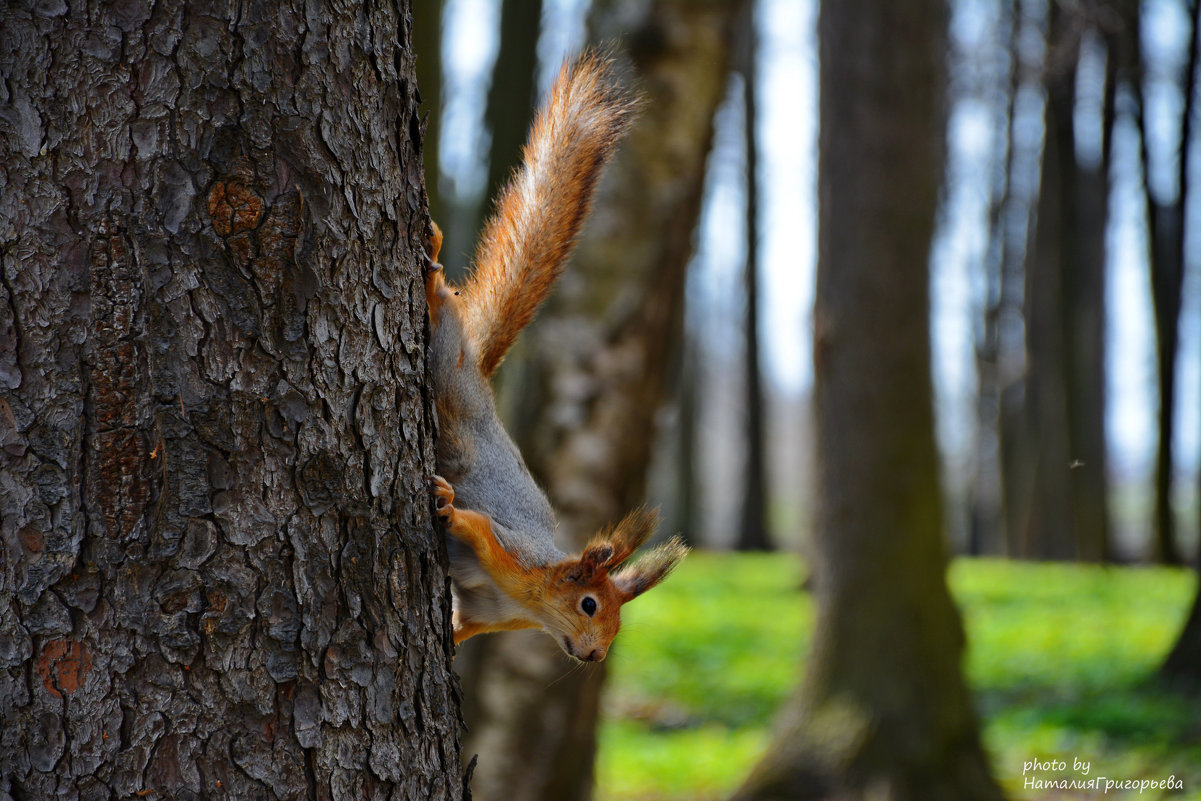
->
<box><xmin>424</xmin><ymin>51</ymin><xmax>688</xmax><ymax>663</ymax></box>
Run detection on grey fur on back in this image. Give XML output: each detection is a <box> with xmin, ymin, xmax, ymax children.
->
<box><xmin>429</xmin><ymin>296</ymin><xmax>565</xmax><ymax>622</ymax></box>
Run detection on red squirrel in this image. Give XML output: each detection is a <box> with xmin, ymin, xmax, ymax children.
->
<box><xmin>425</xmin><ymin>52</ymin><xmax>688</xmax><ymax>662</ymax></box>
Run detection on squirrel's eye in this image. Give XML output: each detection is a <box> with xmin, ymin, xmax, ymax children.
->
<box><xmin>581</xmin><ymin>596</ymin><xmax>597</xmax><ymax>617</ymax></box>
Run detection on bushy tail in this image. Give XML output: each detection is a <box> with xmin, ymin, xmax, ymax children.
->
<box><xmin>462</xmin><ymin>50</ymin><xmax>639</xmax><ymax>377</ymax></box>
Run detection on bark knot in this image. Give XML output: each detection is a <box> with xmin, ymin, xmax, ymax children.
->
<box><xmin>37</xmin><ymin>639</ymin><xmax>92</xmax><ymax>698</ymax></box>
<box><xmin>208</xmin><ymin>180</ymin><xmax>264</xmax><ymax>236</ymax></box>
<box><xmin>19</xmin><ymin>524</ymin><xmax>45</xmax><ymax>555</ymax></box>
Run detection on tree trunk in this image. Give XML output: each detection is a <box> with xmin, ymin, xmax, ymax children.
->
<box><xmin>1162</xmin><ymin>585</ymin><xmax>1201</xmax><ymax>691</ymax></box>
<box><xmin>415</xmin><ymin>0</ymin><xmax>447</xmax><ymax>232</ymax></box>
<box><xmin>732</xmin><ymin>1</ymin><xmax>1005</xmax><ymax>798</ymax></box>
<box><xmin>1015</xmin><ymin>3</ymin><xmax>1113</xmax><ymax>561</ymax></box>
<box><xmin>470</xmin><ymin>0</ymin><xmax>543</xmax><ymax>261</ymax></box>
<box><xmin>674</xmin><ymin>338</ymin><xmax>699</xmax><ymax>546</ymax></box>
<box><xmin>1063</xmin><ymin>20</ymin><xmax>1114</xmax><ymax>564</ymax></box>
<box><xmin>997</xmin><ymin>0</ymin><xmax>1043</xmax><ymax>559</ymax></box>
<box><xmin>970</xmin><ymin>0</ymin><xmax>1016</xmax><ymax>557</ymax></box>
<box><xmin>0</xmin><ymin>3</ymin><xmax>463</xmax><ymax>799</ymax></box>
<box><xmin>1159</xmin><ymin>0</ymin><xmax>1201</xmax><ymax>688</ymax></box>
<box><xmin>458</xmin><ymin>4</ymin><xmax>740</xmax><ymax>800</ymax></box>
<box><xmin>736</xmin><ymin>0</ymin><xmax>772</xmax><ymax>552</ymax></box>
<box><xmin>1135</xmin><ymin>0</ymin><xmax>1197</xmax><ymax>566</ymax></box>
<box><xmin>1019</xmin><ymin>8</ymin><xmax>1079</xmax><ymax>560</ymax></box>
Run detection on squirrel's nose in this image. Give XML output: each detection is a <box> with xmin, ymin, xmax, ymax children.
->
<box><xmin>586</xmin><ymin>648</ymin><xmax>606</xmax><ymax>662</ymax></box>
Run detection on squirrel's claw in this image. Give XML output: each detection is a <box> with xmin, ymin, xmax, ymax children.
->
<box><xmin>424</xmin><ymin>221</ymin><xmax>444</xmax><ymax>271</ymax></box>
<box><xmin>428</xmin><ymin>475</ymin><xmax>456</xmax><ymax>521</ymax></box>
<box><xmin>423</xmin><ymin>249</ymin><xmax>443</xmax><ymax>274</ymax></box>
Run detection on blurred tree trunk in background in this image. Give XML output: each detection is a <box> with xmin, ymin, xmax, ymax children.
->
<box><xmin>737</xmin><ymin>0</ymin><xmax>772</xmax><ymax>552</ymax></box>
<box><xmin>457</xmin><ymin>3</ymin><xmax>740</xmax><ymax>800</ymax></box>
<box><xmin>475</xmin><ymin>0</ymin><xmax>543</xmax><ymax>252</ymax></box>
<box><xmin>971</xmin><ymin>2</ymin><xmax>1017</xmax><ymax>557</ymax></box>
<box><xmin>674</xmin><ymin>340</ymin><xmax>699</xmax><ymax>546</ymax></box>
<box><xmin>1134</xmin><ymin>0</ymin><xmax>1198</xmax><ymax>566</ymax></box>
<box><xmin>732</xmin><ymin>1</ymin><xmax>1005</xmax><ymax>798</ymax></box>
<box><xmin>996</xmin><ymin>0</ymin><xmax>1042</xmax><ymax>560</ymax></box>
<box><xmin>1002</xmin><ymin>1</ymin><xmax>1112</xmax><ymax>561</ymax></box>
<box><xmin>1062</xmin><ymin>12</ymin><xmax>1114</xmax><ymax>564</ymax></box>
<box><xmin>1162</xmin><ymin>585</ymin><xmax>1201</xmax><ymax>690</ymax></box>
<box><xmin>1158</xmin><ymin>0</ymin><xmax>1201</xmax><ymax>686</ymax></box>
<box><xmin>415</xmin><ymin>0</ymin><xmax>446</xmax><ymax>231</ymax></box>
<box><xmin>0</xmin><ymin>2</ymin><xmax>463</xmax><ymax>798</ymax></box>
<box><xmin>1020</xmin><ymin>16</ymin><xmax>1076</xmax><ymax>558</ymax></box>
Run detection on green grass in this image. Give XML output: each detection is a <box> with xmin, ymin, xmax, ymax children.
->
<box><xmin>597</xmin><ymin>553</ymin><xmax>1199</xmax><ymax>801</ymax></box>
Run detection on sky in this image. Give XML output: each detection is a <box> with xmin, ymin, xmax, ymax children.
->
<box><xmin>433</xmin><ymin>0</ymin><xmax>1201</xmax><ymax>494</ymax></box>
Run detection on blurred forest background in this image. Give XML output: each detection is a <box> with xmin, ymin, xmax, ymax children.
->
<box><xmin>413</xmin><ymin>0</ymin><xmax>1201</xmax><ymax>799</ymax></box>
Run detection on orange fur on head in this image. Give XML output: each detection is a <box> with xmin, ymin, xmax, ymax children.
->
<box><xmin>526</xmin><ymin>516</ymin><xmax>687</xmax><ymax>661</ymax></box>
<box><xmin>437</xmin><ymin>473</ymin><xmax>687</xmax><ymax>659</ymax></box>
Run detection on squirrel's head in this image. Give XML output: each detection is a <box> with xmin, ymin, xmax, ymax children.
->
<box><xmin>539</xmin><ymin>508</ymin><xmax>688</xmax><ymax>662</ymax></box>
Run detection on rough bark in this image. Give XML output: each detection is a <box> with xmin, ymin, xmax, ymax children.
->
<box><xmin>457</xmin><ymin>4</ymin><xmax>740</xmax><ymax>800</ymax></box>
<box><xmin>732</xmin><ymin>1</ymin><xmax>1005</xmax><ymax>798</ymax></box>
<box><xmin>0</xmin><ymin>2</ymin><xmax>463</xmax><ymax>799</ymax></box>
<box><xmin>736</xmin><ymin>0</ymin><xmax>771</xmax><ymax>552</ymax></box>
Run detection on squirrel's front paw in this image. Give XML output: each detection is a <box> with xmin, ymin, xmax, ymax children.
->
<box><xmin>427</xmin><ymin>475</ymin><xmax>456</xmax><ymax>524</ymax></box>
<box><xmin>424</xmin><ymin>221</ymin><xmax>444</xmax><ymax>272</ymax></box>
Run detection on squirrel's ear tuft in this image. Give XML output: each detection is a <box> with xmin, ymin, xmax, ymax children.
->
<box><xmin>581</xmin><ymin>542</ymin><xmax>615</xmax><ymax>573</ymax></box>
<box><xmin>565</xmin><ymin>541</ymin><xmax>615</xmax><ymax>583</ymax></box>
<box><xmin>568</xmin><ymin>507</ymin><xmax>662</xmax><ymax>584</ymax></box>
<box><xmin>612</xmin><ymin>535</ymin><xmax>689</xmax><ymax>602</ymax></box>
<box><xmin>604</xmin><ymin>506</ymin><xmax>660</xmax><ymax>567</ymax></box>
